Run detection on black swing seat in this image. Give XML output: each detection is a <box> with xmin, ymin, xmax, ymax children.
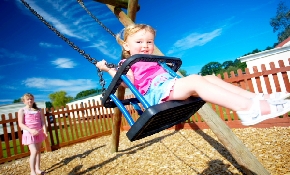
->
<box><xmin>101</xmin><ymin>54</ymin><xmax>205</xmax><ymax>141</ymax></box>
<box><xmin>126</xmin><ymin>96</ymin><xmax>205</xmax><ymax>141</ymax></box>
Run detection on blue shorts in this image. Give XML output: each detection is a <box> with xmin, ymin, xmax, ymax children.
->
<box><xmin>143</xmin><ymin>73</ymin><xmax>177</xmax><ymax>106</ymax></box>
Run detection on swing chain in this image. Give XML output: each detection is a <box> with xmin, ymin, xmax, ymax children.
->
<box><xmin>20</xmin><ymin>0</ymin><xmax>117</xmax><ymax>96</ymax></box>
<box><xmin>77</xmin><ymin>0</ymin><xmax>116</xmax><ymax>38</ymax></box>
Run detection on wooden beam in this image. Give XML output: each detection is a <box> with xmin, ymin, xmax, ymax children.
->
<box><xmin>107</xmin><ymin>5</ymin><xmax>134</xmax><ymax>26</ymax></box>
<box><xmin>95</xmin><ymin>0</ymin><xmax>128</xmax><ymax>9</ymax></box>
<box><xmin>198</xmin><ymin>104</ymin><xmax>270</xmax><ymax>174</ymax></box>
<box><xmin>127</xmin><ymin>0</ymin><xmax>138</xmax><ymax>22</ymax></box>
<box><xmin>94</xmin><ymin>0</ymin><xmax>140</xmax><ymax>11</ymax></box>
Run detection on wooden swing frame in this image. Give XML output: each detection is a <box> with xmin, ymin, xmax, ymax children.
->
<box><xmin>101</xmin><ymin>54</ymin><xmax>206</xmax><ymax>141</ymax></box>
<box><xmin>96</xmin><ymin>0</ymin><xmax>270</xmax><ymax>174</ymax></box>
<box><xmin>21</xmin><ymin>0</ymin><xmax>271</xmax><ymax>173</ymax></box>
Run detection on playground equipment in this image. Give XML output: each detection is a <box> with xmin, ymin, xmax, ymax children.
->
<box><xmin>101</xmin><ymin>54</ymin><xmax>205</xmax><ymax>141</ymax></box>
<box><xmin>20</xmin><ymin>0</ymin><xmax>271</xmax><ymax>174</ymax></box>
<box><xmin>20</xmin><ymin>0</ymin><xmax>205</xmax><ymax>142</ymax></box>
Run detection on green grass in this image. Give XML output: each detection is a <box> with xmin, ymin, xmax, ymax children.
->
<box><xmin>1</xmin><ymin>139</ymin><xmax>29</xmax><ymax>158</ymax></box>
<box><xmin>49</xmin><ymin>117</ymin><xmax>112</xmax><ymax>144</ymax></box>
<box><xmin>210</xmin><ymin>104</ymin><xmax>235</xmax><ymax>121</ymax></box>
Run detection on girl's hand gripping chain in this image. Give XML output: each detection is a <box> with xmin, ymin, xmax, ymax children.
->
<box><xmin>96</xmin><ymin>60</ymin><xmax>111</xmax><ymax>72</ymax></box>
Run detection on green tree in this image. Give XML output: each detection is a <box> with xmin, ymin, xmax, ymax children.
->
<box><xmin>225</xmin><ymin>66</ymin><xmax>239</xmax><ymax>75</ymax></box>
<box><xmin>49</xmin><ymin>91</ymin><xmax>73</xmax><ymax>109</ymax></box>
<box><xmin>270</xmin><ymin>1</ymin><xmax>290</xmax><ymax>42</ymax></box>
<box><xmin>178</xmin><ymin>68</ymin><xmax>188</xmax><ymax>77</ymax></box>
<box><xmin>265</xmin><ymin>46</ymin><xmax>273</xmax><ymax>50</ymax></box>
<box><xmin>233</xmin><ymin>59</ymin><xmax>247</xmax><ymax>71</ymax></box>
<box><xmin>241</xmin><ymin>48</ymin><xmax>261</xmax><ymax>57</ymax></box>
<box><xmin>222</xmin><ymin>61</ymin><xmax>234</xmax><ymax>69</ymax></box>
<box><xmin>216</xmin><ymin>66</ymin><xmax>240</xmax><ymax>78</ymax></box>
<box><xmin>45</xmin><ymin>101</ymin><xmax>53</xmax><ymax>110</ymax></box>
<box><xmin>74</xmin><ymin>89</ymin><xmax>101</xmax><ymax>100</ymax></box>
<box><xmin>200</xmin><ymin>62</ymin><xmax>222</xmax><ymax>75</ymax></box>
<box><xmin>13</xmin><ymin>98</ymin><xmax>21</xmax><ymax>103</ymax></box>
<box><xmin>251</xmin><ymin>48</ymin><xmax>261</xmax><ymax>54</ymax></box>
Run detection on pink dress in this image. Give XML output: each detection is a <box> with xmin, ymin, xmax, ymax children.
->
<box><xmin>21</xmin><ymin>108</ymin><xmax>46</xmax><ymax>145</ymax></box>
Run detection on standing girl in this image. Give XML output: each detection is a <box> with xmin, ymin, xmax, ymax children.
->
<box><xmin>96</xmin><ymin>24</ymin><xmax>290</xmax><ymax>126</ymax></box>
<box><xmin>18</xmin><ymin>93</ymin><xmax>48</xmax><ymax>175</ymax></box>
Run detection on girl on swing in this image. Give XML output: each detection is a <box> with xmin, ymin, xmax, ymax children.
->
<box><xmin>96</xmin><ymin>24</ymin><xmax>290</xmax><ymax>126</ymax></box>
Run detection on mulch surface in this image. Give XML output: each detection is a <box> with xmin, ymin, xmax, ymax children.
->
<box><xmin>1</xmin><ymin>127</ymin><xmax>290</xmax><ymax>175</ymax></box>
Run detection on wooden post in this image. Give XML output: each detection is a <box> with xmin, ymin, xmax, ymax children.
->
<box><xmin>127</xmin><ymin>0</ymin><xmax>138</xmax><ymax>22</ymax></box>
<box><xmin>42</xmin><ymin>108</ymin><xmax>52</xmax><ymax>152</ymax></box>
<box><xmin>111</xmin><ymin>86</ymin><xmax>125</xmax><ymax>152</ymax></box>
<box><xmin>109</xmin><ymin>1</ymin><xmax>139</xmax><ymax>153</ymax></box>
<box><xmin>105</xmin><ymin>4</ymin><xmax>269</xmax><ymax>174</ymax></box>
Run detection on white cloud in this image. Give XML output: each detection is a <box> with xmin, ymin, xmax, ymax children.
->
<box><xmin>39</xmin><ymin>42</ymin><xmax>62</xmax><ymax>48</ymax></box>
<box><xmin>89</xmin><ymin>40</ymin><xmax>119</xmax><ymax>60</ymax></box>
<box><xmin>0</xmin><ymin>99</ymin><xmax>13</xmax><ymax>103</ymax></box>
<box><xmin>22</xmin><ymin>78</ymin><xmax>97</xmax><ymax>96</ymax></box>
<box><xmin>47</xmin><ymin>0</ymin><xmax>70</xmax><ymax>12</ymax></box>
<box><xmin>0</xmin><ymin>48</ymin><xmax>36</xmax><ymax>60</ymax></box>
<box><xmin>18</xmin><ymin>0</ymin><xmax>120</xmax><ymax>59</ymax></box>
<box><xmin>167</xmin><ymin>28</ymin><xmax>222</xmax><ymax>55</ymax></box>
<box><xmin>51</xmin><ymin>58</ymin><xmax>76</xmax><ymax>68</ymax></box>
<box><xmin>19</xmin><ymin>0</ymin><xmax>118</xmax><ymax>42</ymax></box>
<box><xmin>0</xmin><ymin>85</ymin><xmax>17</xmax><ymax>90</ymax></box>
<box><xmin>19</xmin><ymin>0</ymin><xmax>88</xmax><ymax>40</ymax></box>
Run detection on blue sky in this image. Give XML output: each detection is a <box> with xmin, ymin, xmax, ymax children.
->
<box><xmin>0</xmin><ymin>0</ymin><xmax>289</xmax><ymax>105</ymax></box>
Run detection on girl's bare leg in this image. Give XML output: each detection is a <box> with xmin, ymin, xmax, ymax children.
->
<box><xmin>202</xmin><ymin>75</ymin><xmax>289</xmax><ymax>99</ymax></box>
<box><xmin>202</xmin><ymin>75</ymin><xmax>256</xmax><ymax>99</ymax></box>
<box><xmin>28</xmin><ymin>144</ymin><xmax>37</xmax><ymax>175</ymax></box>
<box><xmin>35</xmin><ymin>142</ymin><xmax>43</xmax><ymax>174</ymax></box>
<box><xmin>167</xmin><ymin>74</ymin><xmax>270</xmax><ymax>114</ymax></box>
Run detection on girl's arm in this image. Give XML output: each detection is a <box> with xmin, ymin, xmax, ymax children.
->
<box><xmin>96</xmin><ymin>60</ymin><xmax>134</xmax><ymax>87</ymax></box>
<box><xmin>40</xmin><ymin>109</ymin><xmax>48</xmax><ymax>137</ymax></box>
<box><xmin>17</xmin><ymin>109</ymin><xmax>36</xmax><ymax>134</ymax></box>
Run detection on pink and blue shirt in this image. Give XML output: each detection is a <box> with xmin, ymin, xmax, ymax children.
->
<box><xmin>120</xmin><ymin>61</ymin><xmax>167</xmax><ymax>95</ymax></box>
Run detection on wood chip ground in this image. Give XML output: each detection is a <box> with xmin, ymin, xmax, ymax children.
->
<box><xmin>1</xmin><ymin>127</ymin><xmax>290</xmax><ymax>175</ymax></box>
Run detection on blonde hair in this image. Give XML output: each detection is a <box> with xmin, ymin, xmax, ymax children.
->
<box><xmin>116</xmin><ymin>24</ymin><xmax>156</xmax><ymax>59</ymax></box>
<box><xmin>21</xmin><ymin>93</ymin><xmax>38</xmax><ymax>110</ymax></box>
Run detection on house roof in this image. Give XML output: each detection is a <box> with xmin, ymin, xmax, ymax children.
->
<box><xmin>69</xmin><ymin>92</ymin><xmax>102</xmax><ymax>103</ymax></box>
<box><xmin>275</xmin><ymin>36</ymin><xmax>290</xmax><ymax>48</ymax></box>
<box><xmin>238</xmin><ymin>36</ymin><xmax>290</xmax><ymax>62</ymax></box>
<box><xmin>238</xmin><ymin>45</ymin><xmax>290</xmax><ymax>62</ymax></box>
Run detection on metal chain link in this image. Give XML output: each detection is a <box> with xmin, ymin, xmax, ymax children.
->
<box><xmin>77</xmin><ymin>0</ymin><xmax>116</xmax><ymax>38</ymax></box>
<box><xmin>20</xmin><ymin>0</ymin><xmax>118</xmax><ymax>96</ymax></box>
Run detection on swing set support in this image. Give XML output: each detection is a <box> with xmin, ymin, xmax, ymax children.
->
<box><xmin>21</xmin><ymin>0</ymin><xmax>270</xmax><ymax>173</ymax></box>
<box><xmin>104</xmin><ymin>0</ymin><xmax>140</xmax><ymax>154</ymax></box>
<box><xmin>101</xmin><ymin>1</ymin><xmax>270</xmax><ymax>174</ymax></box>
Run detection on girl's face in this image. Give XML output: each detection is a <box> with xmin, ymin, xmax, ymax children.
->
<box><xmin>123</xmin><ymin>29</ymin><xmax>155</xmax><ymax>56</ymax></box>
<box><xmin>23</xmin><ymin>96</ymin><xmax>34</xmax><ymax>107</ymax></box>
